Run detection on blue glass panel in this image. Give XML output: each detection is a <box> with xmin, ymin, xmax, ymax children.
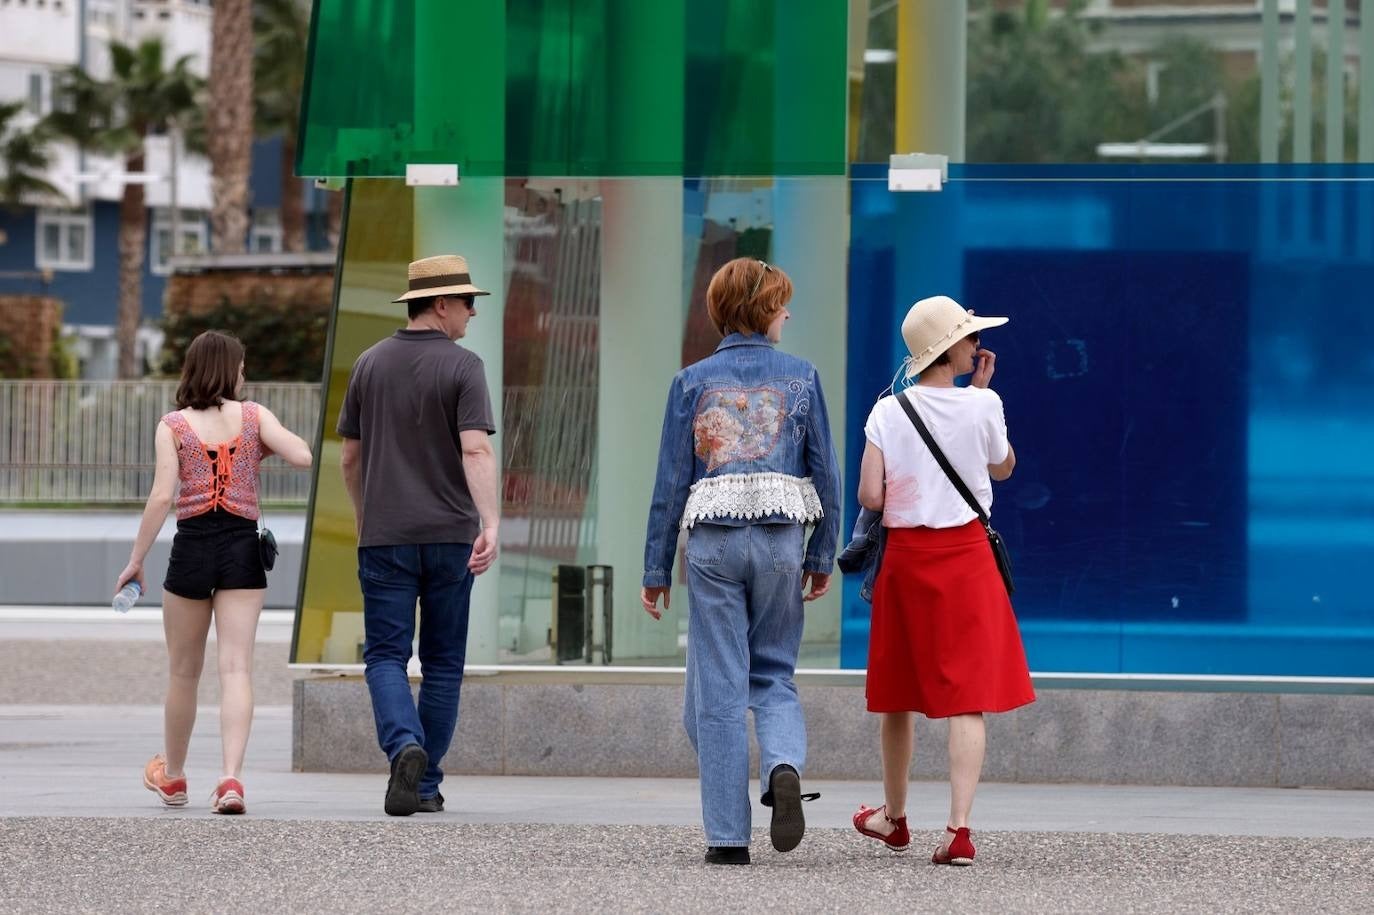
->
<box><xmin>844</xmin><ymin>164</ymin><xmax>1374</xmax><ymax>676</ymax></box>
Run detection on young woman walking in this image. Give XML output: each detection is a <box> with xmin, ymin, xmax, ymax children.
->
<box><xmin>116</xmin><ymin>330</ymin><xmax>313</xmax><ymax>813</ymax></box>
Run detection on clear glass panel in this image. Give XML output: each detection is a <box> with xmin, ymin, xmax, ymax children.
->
<box><xmin>298</xmin><ymin>0</ymin><xmax>846</xmax><ymax>177</ymax></box>
<box><xmin>293</xmin><ymin>176</ymin><xmax>848</xmax><ymax>667</ymax></box>
<box><xmin>497</xmin><ymin>181</ymin><xmax>602</xmax><ymax>662</ymax></box>
<box><xmin>856</xmin><ymin>0</ymin><xmax>1374</xmax><ymax>165</ymax></box>
<box><xmin>843</xmin><ymin>163</ymin><xmax>1374</xmax><ymax>675</ymax></box>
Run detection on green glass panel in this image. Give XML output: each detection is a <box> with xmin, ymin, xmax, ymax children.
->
<box><xmin>298</xmin><ymin>0</ymin><xmax>845</xmax><ymax>177</ymax></box>
<box><xmin>506</xmin><ymin>0</ymin><xmax>686</xmax><ymax>175</ymax></box>
<box><xmin>297</xmin><ymin>0</ymin><xmax>505</xmax><ymax>178</ymax></box>
<box><xmin>684</xmin><ymin>0</ymin><xmax>848</xmax><ymax>176</ymax></box>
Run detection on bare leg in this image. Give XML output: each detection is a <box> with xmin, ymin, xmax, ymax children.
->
<box><xmin>212</xmin><ymin>588</ymin><xmax>264</xmax><ymax>778</ymax></box>
<box><xmin>944</xmin><ymin>713</ymin><xmax>986</xmax><ymax>847</ymax></box>
<box><xmin>862</xmin><ymin>711</ymin><xmax>914</xmax><ymax>835</ymax></box>
<box><xmin>161</xmin><ymin>592</ymin><xmax>213</xmax><ymax>776</ymax></box>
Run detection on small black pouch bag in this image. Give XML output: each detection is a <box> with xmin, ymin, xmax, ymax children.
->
<box><xmin>258</xmin><ymin>513</ymin><xmax>278</xmax><ymax>572</ymax></box>
<box><xmin>897</xmin><ymin>390</ymin><xmax>1015</xmax><ymax>594</ymax></box>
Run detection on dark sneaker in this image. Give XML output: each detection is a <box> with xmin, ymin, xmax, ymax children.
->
<box><xmin>767</xmin><ymin>764</ymin><xmax>805</xmax><ymax>852</ymax></box>
<box><xmin>704</xmin><ymin>846</ymin><xmax>750</xmax><ymax>865</ymax></box>
<box><xmin>384</xmin><ymin>744</ymin><xmax>427</xmax><ymax>816</ymax></box>
<box><xmin>416</xmin><ymin>792</ymin><xmax>444</xmax><ymax>813</ymax></box>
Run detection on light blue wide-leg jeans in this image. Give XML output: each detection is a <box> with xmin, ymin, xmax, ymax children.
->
<box><xmin>683</xmin><ymin>522</ymin><xmax>807</xmax><ymax>847</ymax></box>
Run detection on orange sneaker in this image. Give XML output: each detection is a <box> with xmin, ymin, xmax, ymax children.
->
<box><xmin>211</xmin><ymin>777</ymin><xmax>246</xmax><ymax>815</ymax></box>
<box><xmin>143</xmin><ymin>754</ymin><xmax>188</xmax><ymax>807</ymax></box>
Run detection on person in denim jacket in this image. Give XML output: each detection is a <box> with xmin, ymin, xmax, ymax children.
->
<box><xmin>641</xmin><ymin>257</ymin><xmax>841</xmax><ymax>866</ymax></box>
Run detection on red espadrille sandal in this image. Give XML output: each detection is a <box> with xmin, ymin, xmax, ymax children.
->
<box><xmin>932</xmin><ymin>825</ymin><xmax>975</xmax><ymax>866</ymax></box>
<box><xmin>852</xmin><ymin>804</ymin><xmax>911</xmax><ymax>850</ymax></box>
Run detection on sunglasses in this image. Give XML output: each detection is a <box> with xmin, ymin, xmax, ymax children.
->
<box><xmin>748</xmin><ymin>259</ymin><xmax>773</xmax><ymax>301</ymax></box>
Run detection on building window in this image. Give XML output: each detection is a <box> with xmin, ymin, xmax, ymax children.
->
<box><xmin>35</xmin><ymin>206</ymin><xmax>93</xmax><ymax>272</ymax></box>
<box><xmin>250</xmin><ymin>209</ymin><xmax>283</xmax><ymax>253</ymax></box>
<box><xmin>27</xmin><ymin>71</ymin><xmax>47</xmax><ymax>115</ymax></box>
<box><xmin>150</xmin><ymin>209</ymin><xmax>207</xmax><ymax>275</ymax></box>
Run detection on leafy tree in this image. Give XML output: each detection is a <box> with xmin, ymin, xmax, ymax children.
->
<box><xmin>254</xmin><ymin>0</ymin><xmax>313</xmax><ymax>252</ymax></box>
<box><xmin>160</xmin><ymin>298</ymin><xmax>327</xmax><ymax>382</ymax></box>
<box><xmin>966</xmin><ymin>0</ymin><xmax>1141</xmax><ymax>163</ymax></box>
<box><xmin>0</xmin><ymin>101</ymin><xmax>63</xmax><ymax>209</ymax></box>
<box><xmin>46</xmin><ymin>38</ymin><xmax>204</xmax><ymax>379</ymax></box>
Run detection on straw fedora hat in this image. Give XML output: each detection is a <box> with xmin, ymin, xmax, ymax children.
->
<box><xmin>393</xmin><ymin>254</ymin><xmax>490</xmax><ymax>303</ymax></box>
<box><xmin>902</xmin><ymin>295</ymin><xmax>1009</xmax><ymax>378</ymax></box>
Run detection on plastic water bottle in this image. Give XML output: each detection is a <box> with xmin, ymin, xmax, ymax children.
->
<box><xmin>113</xmin><ymin>582</ymin><xmax>141</xmax><ymax>614</ymax></box>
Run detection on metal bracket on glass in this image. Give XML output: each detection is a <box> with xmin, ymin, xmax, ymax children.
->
<box><xmin>405</xmin><ymin>163</ymin><xmax>460</xmax><ymax>187</ymax></box>
<box><xmin>888</xmin><ymin>153</ymin><xmax>948</xmax><ymax>192</ymax></box>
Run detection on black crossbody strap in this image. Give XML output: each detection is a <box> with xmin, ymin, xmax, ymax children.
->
<box><xmin>897</xmin><ymin>390</ymin><xmax>990</xmax><ymax>527</ymax></box>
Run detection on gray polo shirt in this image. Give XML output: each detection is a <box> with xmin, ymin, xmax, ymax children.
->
<box><xmin>337</xmin><ymin>329</ymin><xmax>495</xmax><ymax>548</ymax></box>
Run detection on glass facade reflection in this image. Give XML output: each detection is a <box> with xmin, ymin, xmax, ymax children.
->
<box><xmin>843</xmin><ymin>164</ymin><xmax>1374</xmax><ymax>676</ymax></box>
<box><xmin>293</xmin><ymin>2</ymin><xmax>1374</xmax><ymax>678</ymax></box>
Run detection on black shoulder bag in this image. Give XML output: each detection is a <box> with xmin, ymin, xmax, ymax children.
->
<box><xmin>897</xmin><ymin>391</ymin><xmax>1015</xmax><ymax>594</ymax></box>
<box><xmin>258</xmin><ymin>511</ymin><xmax>278</xmax><ymax>572</ymax></box>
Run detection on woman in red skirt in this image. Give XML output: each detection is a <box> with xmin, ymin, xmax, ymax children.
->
<box><xmin>851</xmin><ymin>295</ymin><xmax>1035</xmax><ymax>866</ymax></box>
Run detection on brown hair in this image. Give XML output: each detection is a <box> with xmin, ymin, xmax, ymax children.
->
<box><xmin>175</xmin><ymin>330</ymin><xmax>245</xmax><ymax>410</ymax></box>
<box><xmin>705</xmin><ymin>257</ymin><xmax>794</xmax><ymax>337</ymax></box>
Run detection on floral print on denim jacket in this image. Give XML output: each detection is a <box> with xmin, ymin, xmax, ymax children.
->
<box><xmin>642</xmin><ymin>333</ymin><xmax>842</xmax><ymax>589</ymax></box>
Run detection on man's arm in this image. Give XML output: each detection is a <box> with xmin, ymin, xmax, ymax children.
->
<box><xmin>340</xmin><ymin>437</ymin><xmax>363</xmax><ymax>533</ymax></box>
<box><xmin>460</xmin><ymin>428</ymin><xmax>500</xmax><ymax>574</ymax></box>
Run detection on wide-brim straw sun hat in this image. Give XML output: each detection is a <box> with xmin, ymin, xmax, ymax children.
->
<box><xmin>902</xmin><ymin>295</ymin><xmax>1009</xmax><ymax>378</ymax></box>
<box><xmin>393</xmin><ymin>254</ymin><xmax>491</xmax><ymax>303</ymax></box>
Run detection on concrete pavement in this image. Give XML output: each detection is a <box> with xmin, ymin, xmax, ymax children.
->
<box><xmin>2</xmin><ymin>606</ymin><xmax>1373</xmax><ymax>913</ymax></box>
<box><xmin>1</xmin><ymin>703</ymin><xmax>1373</xmax><ymax>913</ymax></box>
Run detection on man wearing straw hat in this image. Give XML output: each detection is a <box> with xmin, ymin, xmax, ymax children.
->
<box><xmin>338</xmin><ymin>254</ymin><xmax>501</xmax><ymax>816</ymax></box>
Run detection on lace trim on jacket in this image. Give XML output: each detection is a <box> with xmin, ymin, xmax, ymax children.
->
<box><xmin>680</xmin><ymin>472</ymin><xmax>823</xmax><ymax>530</ymax></box>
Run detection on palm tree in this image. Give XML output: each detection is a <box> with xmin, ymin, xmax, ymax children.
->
<box><xmin>46</xmin><ymin>38</ymin><xmax>203</xmax><ymax>379</ymax></box>
<box><xmin>209</xmin><ymin>0</ymin><xmax>254</xmax><ymax>253</ymax></box>
<box><xmin>0</xmin><ymin>102</ymin><xmax>63</xmax><ymax>209</ymax></box>
<box><xmin>255</xmin><ymin>0</ymin><xmax>312</xmax><ymax>252</ymax></box>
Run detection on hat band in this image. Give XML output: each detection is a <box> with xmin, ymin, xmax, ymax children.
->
<box><xmin>408</xmin><ymin>272</ymin><xmax>472</xmax><ymax>292</ymax></box>
<box><xmin>912</xmin><ymin>317</ymin><xmax>974</xmax><ymax>360</ymax></box>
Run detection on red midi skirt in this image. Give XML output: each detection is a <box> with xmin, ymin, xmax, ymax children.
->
<box><xmin>866</xmin><ymin>519</ymin><xmax>1036</xmax><ymax>717</ymax></box>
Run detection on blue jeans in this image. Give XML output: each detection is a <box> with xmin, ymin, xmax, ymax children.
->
<box><xmin>358</xmin><ymin>543</ymin><xmax>474</xmax><ymax>799</ymax></box>
<box><xmin>683</xmin><ymin>522</ymin><xmax>807</xmax><ymax>847</ymax></box>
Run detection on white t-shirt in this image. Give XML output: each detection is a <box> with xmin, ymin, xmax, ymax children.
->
<box><xmin>863</xmin><ymin>386</ymin><xmax>1010</xmax><ymax>529</ymax></box>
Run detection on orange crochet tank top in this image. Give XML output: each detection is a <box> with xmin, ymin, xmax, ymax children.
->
<box><xmin>162</xmin><ymin>401</ymin><xmax>269</xmax><ymax>521</ymax></box>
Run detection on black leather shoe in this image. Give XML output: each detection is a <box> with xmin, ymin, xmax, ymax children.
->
<box><xmin>767</xmin><ymin>764</ymin><xmax>805</xmax><ymax>852</ymax></box>
<box><xmin>384</xmin><ymin>744</ymin><xmax>427</xmax><ymax>816</ymax></box>
<box><xmin>704</xmin><ymin>846</ymin><xmax>750</xmax><ymax>865</ymax></box>
<box><xmin>416</xmin><ymin>792</ymin><xmax>444</xmax><ymax>813</ymax></box>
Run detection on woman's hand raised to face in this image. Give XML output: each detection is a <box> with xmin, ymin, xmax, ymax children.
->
<box><xmin>969</xmin><ymin>348</ymin><xmax>996</xmax><ymax>389</ymax></box>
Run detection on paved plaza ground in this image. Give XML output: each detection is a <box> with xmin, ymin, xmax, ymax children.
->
<box><xmin>1</xmin><ymin>610</ymin><xmax>1371</xmax><ymax>913</ymax></box>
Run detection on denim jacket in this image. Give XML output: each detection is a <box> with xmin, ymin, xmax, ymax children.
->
<box><xmin>643</xmin><ymin>333</ymin><xmax>842</xmax><ymax>589</ymax></box>
<box><xmin>836</xmin><ymin>507</ymin><xmax>886</xmax><ymax>603</ymax></box>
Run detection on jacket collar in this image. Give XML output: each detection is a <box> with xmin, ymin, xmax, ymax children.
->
<box><xmin>715</xmin><ymin>332</ymin><xmax>775</xmax><ymax>352</ymax></box>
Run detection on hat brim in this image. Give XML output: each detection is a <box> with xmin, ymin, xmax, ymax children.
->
<box><xmin>905</xmin><ymin>314</ymin><xmax>1009</xmax><ymax>379</ymax></box>
<box><xmin>392</xmin><ymin>284</ymin><xmax>490</xmax><ymax>303</ymax></box>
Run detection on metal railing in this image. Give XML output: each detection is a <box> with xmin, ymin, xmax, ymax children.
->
<box><xmin>0</xmin><ymin>380</ymin><xmax>321</xmax><ymax>505</ymax></box>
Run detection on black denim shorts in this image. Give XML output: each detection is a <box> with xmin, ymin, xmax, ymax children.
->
<box><xmin>163</xmin><ymin>510</ymin><xmax>267</xmax><ymax>600</ymax></box>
